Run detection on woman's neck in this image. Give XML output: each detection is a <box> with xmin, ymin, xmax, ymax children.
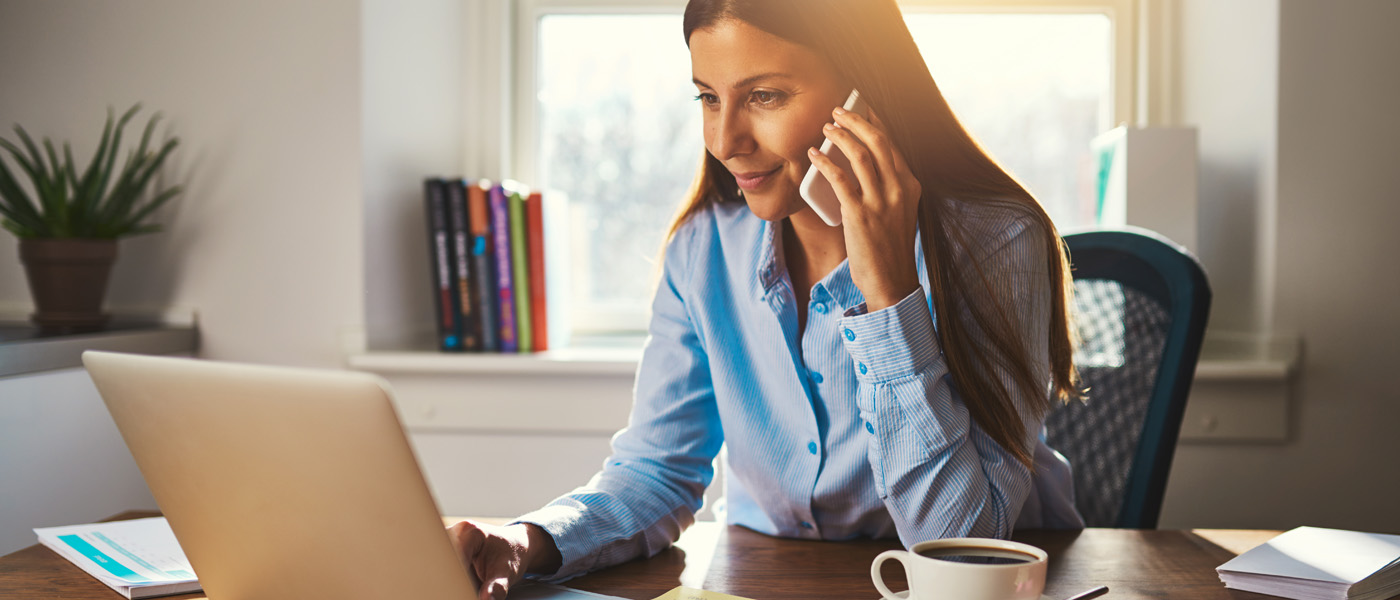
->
<box><xmin>782</xmin><ymin>208</ymin><xmax>847</xmax><ymax>291</ymax></box>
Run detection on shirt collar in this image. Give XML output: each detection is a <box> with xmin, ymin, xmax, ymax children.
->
<box><xmin>754</xmin><ymin>218</ymin><xmax>865</xmax><ymax>310</ymax></box>
<box><xmin>752</xmin><ymin>216</ymin><xmax>930</xmax><ymax>316</ymax></box>
<box><xmin>755</xmin><ymin>218</ymin><xmax>784</xmax><ymax>292</ymax></box>
<box><xmin>821</xmin><ymin>259</ymin><xmax>865</xmax><ymax>314</ymax></box>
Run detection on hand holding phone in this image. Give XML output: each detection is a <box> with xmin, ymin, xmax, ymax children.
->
<box><xmin>799</xmin><ymin>89</ymin><xmax>869</xmax><ymax>226</ymax></box>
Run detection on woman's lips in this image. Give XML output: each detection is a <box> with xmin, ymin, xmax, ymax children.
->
<box><xmin>731</xmin><ymin>166</ymin><xmax>781</xmax><ymax>191</ymax></box>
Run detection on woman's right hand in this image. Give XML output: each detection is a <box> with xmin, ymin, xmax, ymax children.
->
<box><xmin>446</xmin><ymin>519</ymin><xmax>562</xmax><ymax>600</ymax></box>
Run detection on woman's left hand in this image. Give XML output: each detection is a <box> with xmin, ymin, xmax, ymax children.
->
<box><xmin>807</xmin><ymin>106</ymin><xmax>923</xmax><ymax>312</ymax></box>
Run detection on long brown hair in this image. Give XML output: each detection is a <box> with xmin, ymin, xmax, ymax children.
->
<box><xmin>675</xmin><ymin>0</ymin><xmax>1079</xmax><ymax>467</ymax></box>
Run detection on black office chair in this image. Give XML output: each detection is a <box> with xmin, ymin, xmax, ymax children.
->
<box><xmin>1045</xmin><ymin>228</ymin><xmax>1211</xmax><ymax>529</ymax></box>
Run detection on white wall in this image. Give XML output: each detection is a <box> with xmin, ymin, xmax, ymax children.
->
<box><xmin>0</xmin><ymin>368</ymin><xmax>157</xmax><ymax>555</ymax></box>
<box><xmin>1171</xmin><ymin>0</ymin><xmax>1279</xmax><ymax>334</ymax></box>
<box><xmin>0</xmin><ymin>0</ymin><xmax>364</xmax><ymax>554</ymax></box>
<box><xmin>0</xmin><ymin>0</ymin><xmax>363</xmax><ymax>367</ymax></box>
<box><xmin>1159</xmin><ymin>0</ymin><xmax>1400</xmax><ymax>531</ymax></box>
<box><xmin>361</xmin><ymin>0</ymin><xmax>466</xmax><ymax>351</ymax></box>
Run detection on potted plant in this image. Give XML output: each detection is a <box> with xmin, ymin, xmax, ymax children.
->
<box><xmin>0</xmin><ymin>104</ymin><xmax>181</xmax><ymax>330</ymax></box>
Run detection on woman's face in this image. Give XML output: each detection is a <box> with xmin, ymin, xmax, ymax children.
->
<box><xmin>689</xmin><ymin>19</ymin><xmax>848</xmax><ymax>222</ymax></box>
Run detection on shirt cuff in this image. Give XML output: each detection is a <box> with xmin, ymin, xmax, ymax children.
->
<box><xmin>509</xmin><ymin>502</ymin><xmax>589</xmax><ymax>583</ymax></box>
<box><xmin>840</xmin><ymin>286</ymin><xmax>943</xmax><ymax>383</ymax></box>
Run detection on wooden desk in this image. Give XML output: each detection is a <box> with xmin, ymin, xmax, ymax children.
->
<box><xmin>0</xmin><ymin>512</ymin><xmax>1275</xmax><ymax>600</ymax></box>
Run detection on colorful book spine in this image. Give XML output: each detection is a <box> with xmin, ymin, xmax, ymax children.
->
<box><xmin>509</xmin><ymin>188</ymin><xmax>533</xmax><ymax>353</ymax></box>
<box><xmin>445</xmin><ymin>179</ymin><xmax>479</xmax><ymax>351</ymax></box>
<box><xmin>423</xmin><ymin>178</ymin><xmax>462</xmax><ymax>351</ymax></box>
<box><xmin>489</xmin><ymin>183</ymin><xmax>518</xmax><ymax>352</ymax></box>
<box><xmin>469</xmin><ymin>181</ymin><xmax>499</xmax><ymax>352</ymax></box>
<box><xmin>526</xmin><ymin>191</ymin><xmax>549</xmax><ymax>352</ymax></box>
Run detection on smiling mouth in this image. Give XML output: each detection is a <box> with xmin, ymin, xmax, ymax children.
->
<box><xmin>731</xmin><ymin>166</ymin><xmax>782</xmax><ymax>191</ymax></box>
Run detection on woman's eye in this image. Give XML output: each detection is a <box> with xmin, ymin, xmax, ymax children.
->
<box><xmin>694</xmin><ymin>93</ymin><xmax>719</xmax><ymax>107</ymax></box>
<box><xmin>751</xmin><ymin>90</ymin><xmax>785</xmax><ymax>106</ymax></box>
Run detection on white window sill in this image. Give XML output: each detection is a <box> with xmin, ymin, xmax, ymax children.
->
<box><xmin>347</xmin><ymin>331</ymin><xmax>1300</xmax><ymax>443</ymax></box>
<box><xmin>1193</xmin><ymin>332</ymin><xmax>1300</xmax><ymax>381</ymax></box>
<box><xmin>348</xmin><ymin>332</ymin><xmax>1298</xmax><ymax>381</ymax></box>
<box><xmin>347</xmin><ymin>347</ymin><xmax>640</xmax><ymax>377</ymax></box>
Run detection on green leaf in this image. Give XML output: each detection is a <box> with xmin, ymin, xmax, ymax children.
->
<box><xmin>63</xmin><ymin>142</ymin><xmax>91</xmax><ymax>235</ymax></box>
<box><xmin>100</xmin><ymin>151</ymin><xmax>146</xmax><ymax>223</ymax></box>
<box><xmin>3</xmin><ymin>217</ymin><xmax>36</xmax><ymax>238</ymax></box>
<box><xmin>8</xmin><ymin>127</ymin><xmax>67</xmax><ymax>236</ymax></box>
<box><xmin>103</xmin><ymin>138</ymin><xmax>177</xmax><ymax>226</ymax></box>
<box><xmin>0</xmin><ymin>201</ymin><xmax>44</xmax><ymax>235</ymax></box>
<box><xmin>0</xmin><ymin>136</ymin><xmax>43</xmax><ymax>190</ymax></box>
<box><xmin>111</xmin><ymin>184</ymin><xmax>180</xmax><ymax>236</ymax></box>
<box><xmin>99</xmin><ymin>108</ymin><xmax>162</xmax><ymax>223</ymax></box>
<box><xmin>136</xmin><ymin>111</ymin><xmax>162</xmax><ymax>161</ymax></box>
<box><xmin>0</xmin><ymin>159</ymin><xmax>48</xmax><ymax>235</ymax></box>
<box><xmin>2</xmin><ymin>104</ymin><xmax>180</xmax><ymax>240</ymax></box>
<box><xmin>0</xmin><ymin>153</ymin><xmax>44</xmax><ymax>222</ymax></box>
<box><xmin>73</xmin><ymin>108</ymin><xmax>117</xmax><ymax>233</ymax></box>
<box><xmin>88</xmin><ymin>107</ymin><xmax>135</xmax><ymax>222</ymax></box>
<box><xmin>42</xmin><ymin>138</ymin><xmax>70</xmax><ymax>236</ymax></box>
<box><xmin>11</xmin><ymin>125</ymin><xmax>47</xmax><ymax>180</ymax></box>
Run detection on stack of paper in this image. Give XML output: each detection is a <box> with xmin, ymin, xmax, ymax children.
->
<box><xmin>1217</xmin><ymin>526</ymin><xmax>1400</xmax><ymax>600</ymax></box>
<box><xmin>33</xmin><ymin>517</ymin><xmax>201</xmax><ymax>599</ymax></box>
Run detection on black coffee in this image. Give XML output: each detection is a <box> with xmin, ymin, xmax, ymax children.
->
<box><xmin>916</xmin><ymin>546</ymin><xmax>1037</xmax><ymax>565</ymax></box>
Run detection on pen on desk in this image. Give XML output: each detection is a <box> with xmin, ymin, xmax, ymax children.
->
<box><xmin>1064</xmin><ymin>584</ymin><xmax>1108</xmax><ymax>598</ymax></box>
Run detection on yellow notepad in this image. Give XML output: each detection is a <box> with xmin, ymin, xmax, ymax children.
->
<box><xmin>651</xmin><ymin>587</ymin><xmax>754</xmax><ymax>600</ymax></box>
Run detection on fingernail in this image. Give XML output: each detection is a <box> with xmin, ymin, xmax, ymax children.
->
<box><xmin>834</xmin><ymin>106</ymin><xmax>847</xmax><ymax>115</ymax></box>
<box><xmin>809</xmin><ymin>147</ymin><xmax>820</xmax><ymax>156</ymax></box>
<box><xmin>823</xmin><ymin>122</ymin><xmax>835</xmax><ymax>131</ymax></box>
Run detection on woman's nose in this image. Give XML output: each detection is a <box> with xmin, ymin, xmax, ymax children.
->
<box><xmin>709</xmin><ymin>108</ymin><xmax>756</xmax><ymax>160</ymax></box>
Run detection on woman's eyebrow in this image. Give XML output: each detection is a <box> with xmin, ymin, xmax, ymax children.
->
<box><xmin>692</xmin><ymin>72</ymin><xmax>795</xmax><ymax>90</ymax></box>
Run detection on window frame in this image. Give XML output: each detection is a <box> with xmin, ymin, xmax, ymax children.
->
<box><xmin>502</xmin><ymin>0</ymin><xmax>1140</xmax><ymax>337</ymax></box>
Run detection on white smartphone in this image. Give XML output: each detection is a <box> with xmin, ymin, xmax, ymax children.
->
<box><xmin>799</xmin><ymin>89</ymin><xmax>869</xmax><ymax>227</ymax></box>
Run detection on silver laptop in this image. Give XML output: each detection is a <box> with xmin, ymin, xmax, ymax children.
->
<box><xmin>83</xmin><ymin>350</ymin><xmax>480</xmax><ymax>599</ymax></box>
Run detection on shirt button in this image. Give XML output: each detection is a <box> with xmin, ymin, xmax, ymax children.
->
<box><xmin>858</xmin><ymin>362</ymin><xmax>868</xmax><ymax>375</ymax></box>
<box><xmin>844</xmin><ymin>328</ymin><xmax>855</xmax><ymax>341</ymax></box>
<box><xmin>807</xmin><ymin>441</ymin><xmax>818</xmax><ymax>455</ymax></box>
<box><xmin>812</xmin><ymin>302</ymin><xmax>828</xmax><ymax>314</ymax></box>
<box><xmin>866</xmin><ymin>422</ymin><xmax>875</xmax><ymax>434</ymax></box>
<box><xmin>800</xmin><ymin>521</ymin><xmax>813</xmax><ymax>529</ymax></box>
<box><xmin>810</xmin><ymin>371</ymin><xmax>823</xmax><ymax>384</ymax></box>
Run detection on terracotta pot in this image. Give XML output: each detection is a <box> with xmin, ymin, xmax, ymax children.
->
<box><xmin>17</xmin><ymin>238</ymin><xmax>118</xmax><ymax>331</ymax></box>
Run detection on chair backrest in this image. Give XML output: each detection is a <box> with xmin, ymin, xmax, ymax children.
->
<box><xmin>1045</xmin><ymin>228</ymin><xmax>1211</xmax><ymax>529</ymax></box>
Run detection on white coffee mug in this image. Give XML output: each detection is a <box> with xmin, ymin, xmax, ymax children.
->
<box><xmin>871</xmin><ymin>537</ymin><xmax>1047</xmax><ymax>600</ymax></box>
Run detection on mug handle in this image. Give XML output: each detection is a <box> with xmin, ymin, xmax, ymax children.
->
<box><xmin>871</xmin><ymin>549</ymin><xmax>911</xmax><ymax>600</ymax></box>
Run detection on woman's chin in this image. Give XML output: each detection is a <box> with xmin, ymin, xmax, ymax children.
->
<box><xmin>741</xmin><ymin>190</ymin><xmax>806</xmax><ymax>222</ymax></box>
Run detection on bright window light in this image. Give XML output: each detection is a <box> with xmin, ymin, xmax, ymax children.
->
<box><xmin>534</xmin><ymin>11</ymin><xmax>1115</xmax><ymax>332</ymax></box>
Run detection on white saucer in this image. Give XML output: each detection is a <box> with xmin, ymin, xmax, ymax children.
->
<box><xmin>875</xmin><ymin>593</ymin><xmax>1053</xmax><ymax>600</ymax></box>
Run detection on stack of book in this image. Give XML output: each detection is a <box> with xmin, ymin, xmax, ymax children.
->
<box><xmin>425</xmin><ymin>178</ymin><xmax>549</xmax><ymax>353</ymax></box>
<box><xmin>1216</xmin><ymin>526</ymin><xmax>1400</xmax><ymax>600</ymax></box>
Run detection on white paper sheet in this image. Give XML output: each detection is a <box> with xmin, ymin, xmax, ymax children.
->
<box><xmin>34</xmin><ymin>517</ymin><xmax>197</xmax><ymax>588</ymax></box>
<box><xmin>1217</xmin><ymin>526</ymin><xmax>1400</xmax><ymax>584</ymax></box>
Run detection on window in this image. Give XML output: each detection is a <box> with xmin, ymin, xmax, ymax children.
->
<box><xmin>512</xmin><ymin>0</ymin><xmax>1134</xmax><ymax>338</ymax></box>
<box><xmin>533</xmin><ymin>13</ymin><xmax>698</xmax><ymax>333</ymax></box>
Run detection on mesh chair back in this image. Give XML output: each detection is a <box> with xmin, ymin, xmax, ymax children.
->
<box><xmin>1045</xmin><ymin>229</ymin><xmax>1211</xmax><ymax>529</ymax></box>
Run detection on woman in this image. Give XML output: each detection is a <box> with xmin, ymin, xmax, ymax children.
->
<box><xmin>449</xmin><ymin>1</ymin><xmax>1083</xmax><ymax>598</ymax></box>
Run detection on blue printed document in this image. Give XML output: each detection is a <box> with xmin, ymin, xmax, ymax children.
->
<box><xmin>34</xmin><ymin>517</ymin><xmax>200</xmax><ymax>599</ymax></box>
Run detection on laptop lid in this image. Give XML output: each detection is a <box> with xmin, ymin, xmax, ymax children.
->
<box><xmin>83</xmin><ymin>351</ymin><xmax>480</xmax><ymax>599</ymax></box>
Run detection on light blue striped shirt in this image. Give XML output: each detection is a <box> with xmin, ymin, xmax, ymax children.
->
<box><xmin>515</xmin><ymin>199</ymin><xmax>1082</xmax><ymax>581</ymax></box>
